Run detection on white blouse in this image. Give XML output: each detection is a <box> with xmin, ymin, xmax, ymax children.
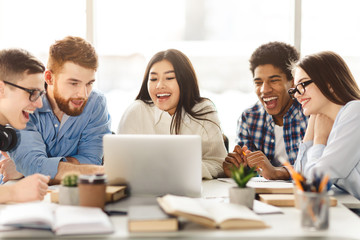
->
<box><xmin>117</xmin><ymin>99</ymin><xmax>227</xmax><ymax>179</ymax></box>
<box><xmin>294</xmin><ymin>100</ymin><xmax>360</xmax><ymax>199</ymax></box>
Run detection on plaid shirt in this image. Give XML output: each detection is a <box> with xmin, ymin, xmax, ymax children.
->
<box><xmin>236</xmin><ymin>100</ymin><xmax>308</xmax><ymax>166</ymax></box>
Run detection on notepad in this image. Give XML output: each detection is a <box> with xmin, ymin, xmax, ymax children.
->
<box><xmin>218</xmin><ymin>177</ymin><xmax>294</xmax><ymax>194</ymax></box>
<box><xmin>246</xmin><ymin>177</ymin><xmax>294</xmax><ymax>194</ymax></box>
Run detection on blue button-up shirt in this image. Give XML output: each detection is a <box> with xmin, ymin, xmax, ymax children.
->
<box><xmin>236</xmin><ymin>100</ymin><xmax>308</xmax><ymax>166</ymax></box>
<box><xmin>9</xmin><ymin>89</ymin><xmax>112</xmax><ymax>178</ymax></box>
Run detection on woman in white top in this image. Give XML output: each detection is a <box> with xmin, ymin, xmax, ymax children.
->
<box><xmin>118</xmin><ymin>49</ymin><xmax>227</xmax><ymax>179</ymax></box>
<box><xmin>289</xmin><ymin>51</ymin><xmax>360</xmax><ymax>199</ymax></box>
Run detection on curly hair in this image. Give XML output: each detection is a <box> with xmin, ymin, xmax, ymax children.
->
<box><xmin>249</xmin><ymin>41</ymin><xmax>299</xmax><ymax>81</ymax></box>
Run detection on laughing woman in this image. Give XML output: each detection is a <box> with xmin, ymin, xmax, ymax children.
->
<box><xmin>290</xmin><ymin>51</ymin><xmax>360</xmax><ymax>199</ymax></box>
<box><xmin>117</xmin><ymin>49</ymin><xmax>227</xmax><ymax>179</ymax></box>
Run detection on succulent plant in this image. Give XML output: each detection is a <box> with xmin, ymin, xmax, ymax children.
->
<box><xmin>61</xmin><ymin>173</ymin><xmax>79</xmax><ymax>187</ymax></box>
<box><xmin>230</xmin><ymin>165</ymin><xmax>257</xmax><ymax>188</ymax></box>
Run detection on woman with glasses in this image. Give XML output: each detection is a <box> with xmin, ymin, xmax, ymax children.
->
<box><xmin>291</xmin><ymin>51</ymin><xmax>360</xmax><ymax>200</ymax></box>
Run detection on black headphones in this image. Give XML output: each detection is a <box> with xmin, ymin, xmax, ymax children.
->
<box><xmin>0</xmin><ymin>124</ymin><xmax>18</xmax><ymax>151</ymax></box>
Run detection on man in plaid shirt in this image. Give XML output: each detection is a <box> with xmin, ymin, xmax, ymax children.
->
<box><xmin>223</xmin><ymin>42</ymin><xmax>308</xmax><ymax>180</ymax></box>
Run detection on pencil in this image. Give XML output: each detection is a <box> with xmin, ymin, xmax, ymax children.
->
<box><xmin>318</xmin><ymin>175</ymin><xmax>329</xmax><ymax>192</ymax></box>
<box><xmin>282</xmin><ymin>161</ymin><xmax>305</xmax><ymax>181</ymax></box>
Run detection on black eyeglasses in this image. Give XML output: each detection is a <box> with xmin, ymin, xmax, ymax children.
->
<box><xmin>288</xmin><ymin>80</ymin><xmax>314</xmax><ymax>99</ymax></box>
<box><xmin>3</xmin><ymin>81</ymin><xmax>46</xmax><ymax>102</ymax></box>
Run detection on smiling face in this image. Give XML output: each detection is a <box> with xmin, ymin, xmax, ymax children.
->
<box><xmin>47</xmin><ymin>62</ymin><xmax>95</xmax><ymax>117</ymax></box>
<box><xmin>254</xmin><ymin>64</ymin><xmax>294</xmax><ymax>125</ymax></box>
<box><xmin>147</xmin><ymin>60</ymin><xmax>180</xmax><ymax>115</ymax></box>
<box><xmin>0</xmin><ymin>73</ymin><xmax>44</xmax><ymax>129</ymax></box>
<box><xmin>293</xmin><ymin>67</ymin><xmax>330</xmax><ymax>116</ymax></box>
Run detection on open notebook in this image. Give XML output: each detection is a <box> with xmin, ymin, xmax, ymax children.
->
<box><xmin>0</xmin><ymin>202</ymin><xmax>113</xmax><ymax>236</ymax></box>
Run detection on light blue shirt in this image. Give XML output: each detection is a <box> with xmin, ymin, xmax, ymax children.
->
<box><xmin>294</xmin><ymin>100</ymin><xmax>360</xmax><ymax>199</ymax></box>
<box><xmin>9</xmin><ymin>90</ymin><xmax>112</xmax><ymax>178</ymax></box>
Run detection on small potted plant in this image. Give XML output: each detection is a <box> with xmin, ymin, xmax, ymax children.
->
<box><xmin>59</xmin><ymin>172</ymin><xmax>79</xmax><ymax>205</ymax></box>
<box><xmin>229</xmin><ymin>165</ymin><xmax>257</xmax><ymax>209</ymax></box>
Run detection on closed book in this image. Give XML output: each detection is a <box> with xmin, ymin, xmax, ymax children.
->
<box><xmin>259</xmin><ymin>194</ymin><xmax>338</xmax><ymax>207</ymax></box>
<box><xmin>50</xmin><ymin>185</ymin><xmax>126</xmax><ymax>203</ymax></box>
<box><xmin>158</xmin><ymin>194</ymin><xmax>268</xmax><ymax>230</ymax></box>
<box><xmin>128</xmin><ymin>205</ymin><xmax>178</xmax><ymax>232</ymax></box>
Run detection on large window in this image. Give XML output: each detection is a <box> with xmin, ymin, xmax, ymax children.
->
<box><xmin>0</xmin><ymin>0</ymin><xmax>359</xmax><ymax>148</ymax></box>
<box><xmin>0</xmin><ymin>0</ymin><xmax>86</xmax><ymax>62</ymax></box>
<box><xmin>94</xmin><ymin>0</ymin><xmax>293</xmax><ymax>142</ymax></box>
<box><xmin>301</xmin><ymin>0</ymin><xmax>360</xmax><ymax>81</ymax></box>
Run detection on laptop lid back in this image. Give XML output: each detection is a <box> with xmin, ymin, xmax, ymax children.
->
<box><xmin>103</xmin><ymin>134</ymin><xmax>202</xmax><ymax>197</ymax></box>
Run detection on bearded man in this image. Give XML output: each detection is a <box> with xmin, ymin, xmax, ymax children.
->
<box><xmin>4</xmin><ymin>36</ymin><xmax>111</xmax><ymax>184</ymax></box>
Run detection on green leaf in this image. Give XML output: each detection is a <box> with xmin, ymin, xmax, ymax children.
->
<box><xmin>230</xmin><ymin>164</ymin><xmax>257</xmax><ymax>188</ymax></box>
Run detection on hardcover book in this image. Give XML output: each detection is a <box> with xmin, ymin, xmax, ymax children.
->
<box><xmin>128</xmin><ymin>205</ymin><xmax>178</xmax><ymax>232</ymax></box>
<box><xmin>157</xmin><ymin>194</ymin><xmax>267</xmax><ymax>230</ymax></box>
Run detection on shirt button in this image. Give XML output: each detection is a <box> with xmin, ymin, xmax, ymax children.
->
<box><xmin>271</xmin><ymin>139</ymin><xmax>274</xmax><ymax>143</ymax></box>
<box><xmin>55</xmin><ymin>124</ymin><xmax>58</xmax><ymax>127</ymax></box>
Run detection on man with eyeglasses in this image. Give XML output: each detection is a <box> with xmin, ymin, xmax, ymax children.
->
<box><xmin>223</xmin><ymin>42</ymin><xmax>308</xmax><ymax>180</ymax></box>
<box><xmin>2</xmin><ymin>36</ymin><xmax>111</xmax><ymax>184</ymax></box>
<box><xmin>0</xmin><ymin>48</ymin><xmax>50</xmax><ymax>203</ymax></box>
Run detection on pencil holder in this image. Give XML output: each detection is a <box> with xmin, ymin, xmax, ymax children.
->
<box><xmin>299</xmin><ymin>191</ymin><xmax>329</xmax><ymax>230</ymax></box>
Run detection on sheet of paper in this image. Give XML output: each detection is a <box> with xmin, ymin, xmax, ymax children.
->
<box><xmin>253</xmin><ymin>200</ymin><xmax>283</xmax><ymax>215</ymax></box>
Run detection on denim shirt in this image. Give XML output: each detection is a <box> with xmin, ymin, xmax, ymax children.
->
<box><xmin>9</xmin><ymin>90</ymin><xmax>112</xmax><ymax>178</ymax></box>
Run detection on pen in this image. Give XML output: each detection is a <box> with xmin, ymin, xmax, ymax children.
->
<box><xmin>104</xmin><ymin>210</ymin><xmax>127</xmax><ymax>216</ymax></box>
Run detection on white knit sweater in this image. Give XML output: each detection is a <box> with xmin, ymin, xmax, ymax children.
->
<box><xmin>117</xmin><ymin>99</ymin><xmax>227</xmax><ymax>179</ymax></box>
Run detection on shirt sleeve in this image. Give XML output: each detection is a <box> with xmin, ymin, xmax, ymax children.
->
<box><xmin>9</xmin><ymin>121</ymin><xmax>63</xmax><ymax>178</ymax></box>
<box><xmin>236</xmin><ymin>113</ymin><xmax>257</xmax><ymax>151</ymax></box>
<box><xmin>299</xmin><ymin>103</ymin><xmax>360</xmax><ymax>184</ymax></box>
<box><xmin>71</xmin><ymin>93</ymin><xmax>112</xmax><ymax>164</ymax></box>
<box><xmin>294</xmin><ymin>140</ymin><xmax>314</xmax><ymax>174</ymax></box>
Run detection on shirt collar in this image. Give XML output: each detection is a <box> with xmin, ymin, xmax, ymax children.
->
<box><xmin>37</xmin><ymin>94</ymin><xmax>53</xmax><ymax>113</ymax></box>
<box><xmin>154</xmin><ymin>105</ymin><xmax>171</xmax><ymax>125</ymax></box>
<box><xmin>263</xmin><ymin>100</ymin><xmax>302</xmax><ymax>127</ymax></box>
<box><xmin>284</xmin><ymin>100</ymin><xmax>302</xmax><ymax>118</ymax></box>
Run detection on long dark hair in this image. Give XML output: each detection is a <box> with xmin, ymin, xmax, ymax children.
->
<box><xmin>296</xmin><ymin>51</ymin><xmax>360</xmax><ymax>105</ymax></box>
<box><xmin>136</xmin><ymin>49</ymin><xmax>216</xmax><ymax>134</ymax></box>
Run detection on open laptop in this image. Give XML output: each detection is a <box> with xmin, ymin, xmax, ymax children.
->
<box><xmin>103</xmin><ymin>134</ymin><xmax>202</xmax><ymax>198</ymax></box>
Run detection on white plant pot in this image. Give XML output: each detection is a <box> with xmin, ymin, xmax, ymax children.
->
<box><xmin>59</xmin><ymin>186</ymin><xmax>79</xmax><ymax>206</ymax></box>
<box><xmin>229</xmin><ymin>187</ymin><xmax>255</xmax><ymax>209</ymax></box>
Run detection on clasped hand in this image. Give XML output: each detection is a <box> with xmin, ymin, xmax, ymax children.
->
<box><xmin>224</xmin><ymin>145</ymin><xmax>276</xmax><ymax>179</ymax></box>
